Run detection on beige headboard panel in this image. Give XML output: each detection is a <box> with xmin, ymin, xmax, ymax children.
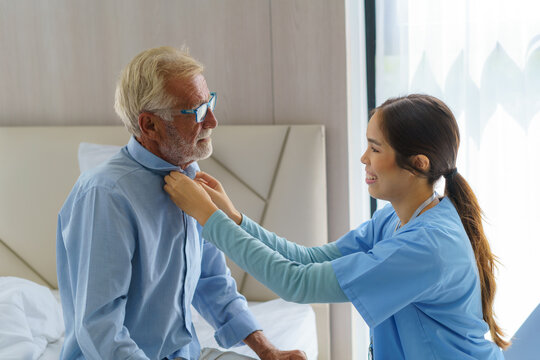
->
<box><xmin>0</xmin><ymin>125</ymin><xmax>329</xmax><ymax>359</ymax></box>
<box><xmin>0</xmin><ymin>127</ymin><xmax>131</xmax><ymax>288</ymax></box>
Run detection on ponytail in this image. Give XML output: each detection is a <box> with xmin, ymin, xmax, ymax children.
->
<box><xmin>445</xmin><ymin>173</ymin><xmax>510</xmax><ymax>349</ymax></box>
<box><xmin>377</xmin><ymin>94</ymin><xmax>511</xmax><ymax>349</ymax></box>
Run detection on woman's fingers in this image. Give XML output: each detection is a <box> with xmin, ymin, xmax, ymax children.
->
<box><xmin>165</xmin><ymin>171</ymin><xmax>187</xmax><ymax>184</ymax></box>
<box><xmin>199</xmin><ymin>181</ymin><xmax>229</xmax><ymax>207</ymax></box>
<box><xmin>195</xmin><ymin>170</ymin><xmax>213</xmax><ymax>180</ymax></box>
<box><xmin>167</xmin><ymin>171</ymin><xmax>182</xmax><ymax>180</ymax></box>
<box><xmin>164</xmin><ymin>172</ymin><xmax>201</xmax><ymax>198</ymax></box>
<box><xmin>199</xmin><ymin>181</ymin><xmax>221</xmax><ymax>199</ymax></box>
<box><xmin>195</xmin><ymin>171</ymin><xmax>221</xmax><ymax>189</ymax></box>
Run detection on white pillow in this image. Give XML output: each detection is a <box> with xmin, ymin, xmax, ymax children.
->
<box><xmin>78</xmin><ymin>142</ymin><xmax>122</xmax><ymax>173</ymax></box>
<box><xmin>0</xmin><ymin>277</ymin><xmax>64</xmax><ymax>360</ymax></box>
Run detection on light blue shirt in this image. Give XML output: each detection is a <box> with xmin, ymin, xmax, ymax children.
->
<box><xmin>202</xmin><ymin>198</ymin><xmax>504</xmax><ymax>359</ymax></box>
<box><xmin>56</xmin><ymin>137</ymin><xmax>259</xmax><ymax>360</ymax></box>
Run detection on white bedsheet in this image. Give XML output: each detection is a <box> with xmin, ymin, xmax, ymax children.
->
<box><xmin>1</xmin><ymin>278</ymin><xmax>317</xmax><ymax>359</ymax></box>
<box><xmin>0</xmin><ymin>277</ymin><xmax>64</xmax><ymax>360</ymax></box>
<box><xmin>192</xmin><ymin>299</ymin><xmax>318</xmax><ymax>359</ymax></box>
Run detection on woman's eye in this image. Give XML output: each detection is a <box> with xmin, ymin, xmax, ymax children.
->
<box><xmin>371</xmin><ymin>147</ymin><xmax>379</xmax><ymax>153</ymax></box>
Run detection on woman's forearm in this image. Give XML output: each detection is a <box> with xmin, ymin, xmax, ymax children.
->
<box><xmin>203</xmin><ymin>210</ymin><xmax>348</xmax><ymax>303</ymax></box>
<box><xmin>240</xmin><ymin>214</ymin><xmax>342</xmax><ymax>264</ymax></box>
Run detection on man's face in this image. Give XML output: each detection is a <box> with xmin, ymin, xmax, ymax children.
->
<box><xmin>156</xmin><ymin>74</ymin><xmax>218</xmax><ymax>168</ymax></box>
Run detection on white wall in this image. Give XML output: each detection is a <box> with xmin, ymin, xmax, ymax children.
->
<box><xmin>0</xmin><ymin>1</ymin><xmax>361</xmax><ymax>358</ymax></box>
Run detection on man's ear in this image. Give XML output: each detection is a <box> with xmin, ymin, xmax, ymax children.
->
<box><xmin>411</xmin><ymin>154</ymin><xmax>430</xmax><ymax>173</ymax></box>
<box><xmin>138</xmin><ymin>112</ymin><xmax>161</xmax><ymax>140</ymax></box>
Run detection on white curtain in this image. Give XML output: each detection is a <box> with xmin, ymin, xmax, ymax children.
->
<box><xmin>375</xmin><ymin>0</ymin><xmax>540</xmax><ymax>339</ymax></box>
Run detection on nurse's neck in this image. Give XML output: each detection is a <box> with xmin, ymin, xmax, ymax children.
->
<box><xmin>392</xmin><ymin>184</ymin><xmax>439</xmax><ymax>227</ymax></box>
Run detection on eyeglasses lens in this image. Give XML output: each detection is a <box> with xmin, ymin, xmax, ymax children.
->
<box><xmin>196</xmin><ymin>104</ymin><xmax>207</xmax><ymax>123</ymax></box>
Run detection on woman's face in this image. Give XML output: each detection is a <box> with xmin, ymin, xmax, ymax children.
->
<box><xmin>361</xmin><ymin>112</ymin><xmax>413</xmax><ymax>202</ymax></box>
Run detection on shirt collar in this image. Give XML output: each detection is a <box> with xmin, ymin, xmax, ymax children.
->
<box><xmin>126</xmin><ymin>136</ymin><xmax>199</xmax><ymax>179</ymax></box>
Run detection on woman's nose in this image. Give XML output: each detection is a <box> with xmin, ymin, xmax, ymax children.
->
<box><xmin>360</xmin><ymin>149</ymin><xmax>368</xmax><ymax>165</ymax></box>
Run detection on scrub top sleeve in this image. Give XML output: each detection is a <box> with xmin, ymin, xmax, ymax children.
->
<box><xmin>240</xmin><ymin>214</ymin><xmax>343</xmax><ymax>264</ymax></box>
<box><xmin>331</xmin><ymin>228</ymin><xmax>444</xmax><ymax>327</ymax></box>
<box><xmin>334</xmin><ymin>204</ymin><xmax>395</xmax><ymax>255</ymax></box>
<box><xmin>203</xmin><ymin>211</ymin><xmax>348</xmax><ymax>304</ymax></box>
<box><xmin>334</xmin><ymin>222</ymin><xmax>375</xmax><ymax>255</ymax></box>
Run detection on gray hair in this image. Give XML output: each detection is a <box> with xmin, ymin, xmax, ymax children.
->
<box><xmin>114</xmin><ymin>46</ymin><xmax>204</xmax><ymax>137</ymax></box>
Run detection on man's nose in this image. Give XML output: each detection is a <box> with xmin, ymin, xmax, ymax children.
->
<box><xmin>202</xmin><ymin>108</ymin><xmax>218</xmax><ymax>129</ymax></box>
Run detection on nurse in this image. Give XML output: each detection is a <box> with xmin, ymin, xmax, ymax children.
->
<box><xmin>164</xmin><ymin>94</ymin><xmax>509</xmax><ymax>359</ymax></box>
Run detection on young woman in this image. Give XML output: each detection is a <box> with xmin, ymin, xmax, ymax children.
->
<box><xmin>164</xmin><ymin>94</ymin><xmax>509</xmax><ymax>359</ymax></box>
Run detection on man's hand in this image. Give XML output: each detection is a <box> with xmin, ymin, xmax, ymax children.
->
<box><xmin>243</xmin><ymin>330</ymin><xmax>307</xmax><ymax>360</ymax></box>
<box><xmin>163</xmin><ymin>171</ymin><xmax>218</xmax><ymax>225</ymax></box>
<box><xmin>257</xmin><ymin>349</ymin><xmax>308</xmax><ymax>360</ymax></box>
<box><xmin>195</xmin><ymin>171</ymin><xmax>242</xmax><ymax>225</ymax></box>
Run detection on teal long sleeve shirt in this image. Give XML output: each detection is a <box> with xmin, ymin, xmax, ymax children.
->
<box><xmin>202</xmin><ymin>210</ymin><xmax>348</xmax><ymax>304</ymax></box>
<box><xmin>203</xmin><ymin>199</ymin><xmax>505</xmax><ymax>360</ymax></box>
<box><xmin>202</xmin><ymin>202</ymin><xmax>504</xmax><ymax>360</ymax></box>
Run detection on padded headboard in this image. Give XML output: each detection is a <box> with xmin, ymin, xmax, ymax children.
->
<box><xmin>0</xmin><ymin>125</ymin><xmax>329</xmax><ymax>359</ymax></box>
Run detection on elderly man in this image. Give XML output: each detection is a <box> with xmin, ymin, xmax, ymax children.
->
<box><xmin>56</xmin><ymin>46</ymin><xmax>305</xmax><ymax>360</ymax></box>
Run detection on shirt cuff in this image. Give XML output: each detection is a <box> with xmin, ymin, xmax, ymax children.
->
<box><xmin>213</xmin><ymin>307</ymin><xmax>262</xmax><ymax>348</ymax></box>
<box><xmin>239</xmin><ymin>213</ymin><xmax>255</xmax><ymax>230</ymax></box>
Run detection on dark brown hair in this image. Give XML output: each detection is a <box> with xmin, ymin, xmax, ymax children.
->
<box><xmin>375</xmin><ymin>94</ymin><xmax>509</xmax><ymax>349</ymax></box>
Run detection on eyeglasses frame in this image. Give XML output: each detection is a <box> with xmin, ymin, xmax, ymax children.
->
<box><xmin>147</xmin><ymin>92</ymin><xmax>217</xmax><ymax>123</ymax></box>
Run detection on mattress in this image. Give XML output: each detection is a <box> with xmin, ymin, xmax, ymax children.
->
<box><xmin>36</xmin><ymin>293</ymin><xmax>318</xmax><ymax>359</ymax></box>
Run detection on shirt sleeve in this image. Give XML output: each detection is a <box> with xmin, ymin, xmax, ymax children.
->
<box><xmin>59</xmin><ymin>187</ymin><xmax>148</xmax><ymax>359</ymax></box>
<box><xmin>191</xmin><ymin>224</ymin><xmax>260</xmax><ymax>349</ymax></box>
<box><xmin>202</xmin><ymin>211</ymin><xmax>349</xmax><ymax>304</ymax></box>
<box><xmin>240</xmin><ymin>214</ymin><xmax>343</xmax><ymax>264</ymax></box>
<box><xmin>331</xmin><ymin>227</ymin><xmax>444</xmax><ymax>328</ymax></box>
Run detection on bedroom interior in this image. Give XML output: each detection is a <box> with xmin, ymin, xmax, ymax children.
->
<box><xmin>0</xmin><ymin>1</ymin><xmax>367</xmax><ymax>359</ymax></box>
<box><xmin>6</xmin><ymin>1</ymin><xmax>538</xmax><ymax>359</ymax></box>
<box><xmin>0</xmin><ymin>124</ymin><xmax>329</xmax><ymax>359</ymax></box>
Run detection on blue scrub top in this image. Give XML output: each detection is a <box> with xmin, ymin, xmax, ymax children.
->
<box><xmin>332</xmin><ymin>198</ymin><xmax>504</xmax><ymax>359</ymax></box>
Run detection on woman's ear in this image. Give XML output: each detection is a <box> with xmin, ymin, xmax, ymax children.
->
<box><xmin>412</xmin><ymin>154</ymin><xmax>430</xmax><ymax>173</ymax></box>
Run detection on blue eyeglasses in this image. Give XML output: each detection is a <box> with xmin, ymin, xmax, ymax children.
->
<box><xmin>151</xmin><ymin>92</ymin><xmax>217</xmax><ymax>123</ymax></box>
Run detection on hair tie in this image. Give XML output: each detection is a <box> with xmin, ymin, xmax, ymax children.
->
<box><xmin>444</xmin><ymin>168</ymin><xmax>458</xmax><ymax>180</ymax></box>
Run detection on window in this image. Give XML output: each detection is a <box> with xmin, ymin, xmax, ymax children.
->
<box><xmin>375</xmin><ymin>0</ymin><xmax>540</xmax><ymax>339</ymax></box>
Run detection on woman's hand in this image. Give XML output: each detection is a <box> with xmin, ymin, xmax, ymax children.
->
<box><xmin>164</xmin><ymin>171</ymin><xmax>218</xmax><ymax>226</ymax></box>
<box><xmin>195</xmin><ymin>171</ymin><xmax>242</xmax><ymax>225</ymax></box>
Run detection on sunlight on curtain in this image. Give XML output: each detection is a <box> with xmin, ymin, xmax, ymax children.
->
<box><xmin>375</xmin><ymin>0</ymin><xmax>540</xmax><ymax>340</ymax></box>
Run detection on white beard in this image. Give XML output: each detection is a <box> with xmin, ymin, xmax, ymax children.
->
<box><xmin>159</xmin><ymin>123</ymin><xmax>213</xmax><ymax>167</ymax></box>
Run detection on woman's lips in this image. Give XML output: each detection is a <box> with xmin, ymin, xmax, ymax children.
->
<box><xmin>365</xmin><ymin>172</ymin><xmax>377</xmax><ymax>185</ymax></box>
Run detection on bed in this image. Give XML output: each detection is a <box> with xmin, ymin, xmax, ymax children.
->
<box><xmin>0</xmin><ymin>125</ymin><xmax>330</xmax><ymax>359</ymax></box>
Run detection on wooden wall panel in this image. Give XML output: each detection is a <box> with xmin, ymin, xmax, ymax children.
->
<box><xmin>0</xmin><ymin>0</ymin><xmax>273</xmax><ymax>126</ymax></box>
<box><xmin>270</xmin><ymin>1</ymin><xmax>352</xmax><ymax>359</ymax></box>
<box><xmin>270</xmin><ymin>0</ymin><xmax>349</xmax><ymax>249</ymax></box>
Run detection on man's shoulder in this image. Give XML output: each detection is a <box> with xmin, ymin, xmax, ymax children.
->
<box><xmin>71</xmin><ymin>151</ymin><xmax>143</xmax><ymax>199</ymax></box>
